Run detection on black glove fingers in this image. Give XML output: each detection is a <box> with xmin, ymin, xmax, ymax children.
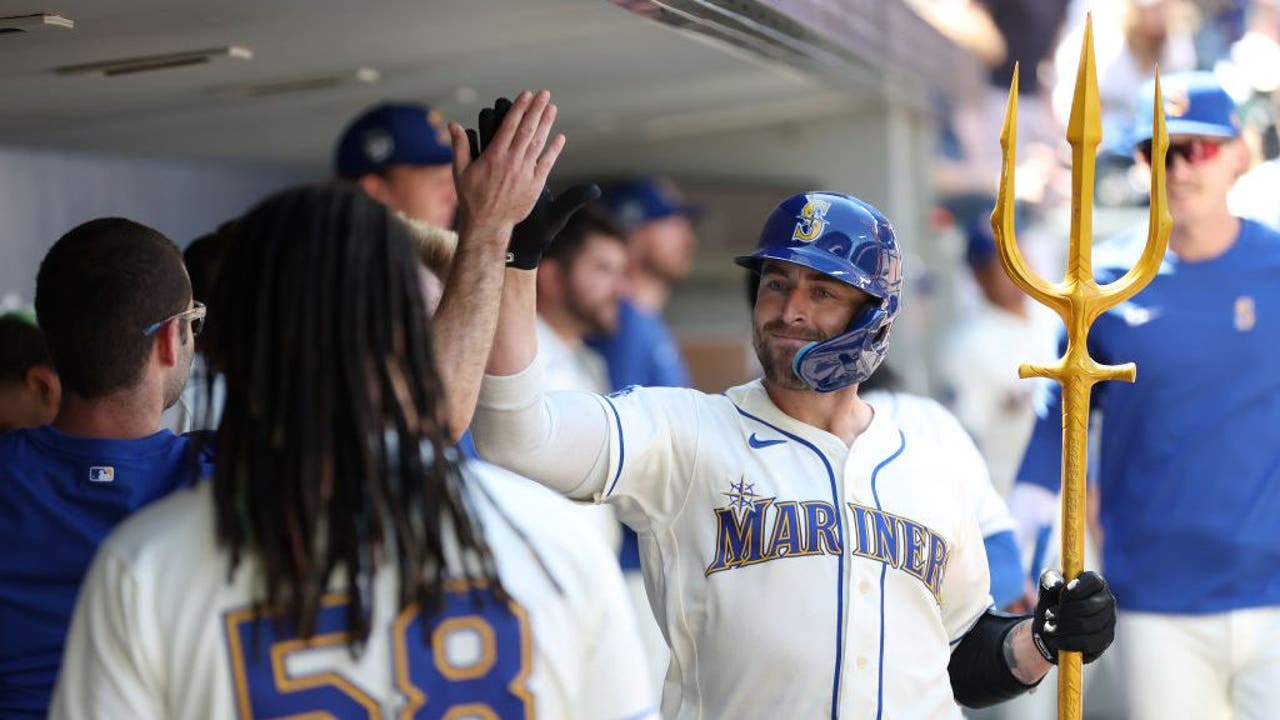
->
<box><xmin>1062</xmin><ymin>592</ymin><xmax>1115</xmax><ymax>618</ymax></box>
<box><xmin>1055</xmin><ymin>625</ymin><xmax>1114</xmax><ymax>655</ymax></box>
<box><xmin>1062</xmin><ymin>570</ymin><xmax>1106</xmax><ymax>600</ymax></box>
<box><xmin>492</xmin><ymin>97</ymin><xmax>513</xmax><ymax>147</ymax></box>
<box><xmin>478</xmin><ymin>107</ymin><xmax>497</xmax><ymax>151</ymax></box>
<box><xmin>1039</xmin><ymin>569</ymin><xmax>1065</xmax><ymax>592</ymax></box>
<box><xmin>552</xmin><ymin>183</ymin><xmax>602</xmax><ymax>214</ymax></box>
<box><xmin>467</xmin><ymin>129</ymin><xmax>481</xmax><ymax>161</ymax></box>
<box><xmin>1056</xmin><ymin>615</ymin><xmax>1114</xmax><ymax>641</ymax></box>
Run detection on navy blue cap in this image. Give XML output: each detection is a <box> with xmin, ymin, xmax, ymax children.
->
<box><xmin>964</xmin><ymin>217</ymin><xmax>997</xmax><ymax>269</ymax></box>
<box><xmin>1131</xmin><ymin>72</ymin><xmax>1242</xmax><ymax>147</ymax></box>
<box><xmin>598</xmin><ymin>178</ymin><xmax>699</xmax><ymax>229</ymax></box>
<box><xmin>334</xmin><ymin>103</ymin><xmax>453</xmax><ymax>178</ymax></box>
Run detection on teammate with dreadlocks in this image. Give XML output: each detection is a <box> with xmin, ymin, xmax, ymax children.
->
<box><xmin>52</xmin><ymin>106</ymin><xmax>654</xmax><ymax>718</ymax></box>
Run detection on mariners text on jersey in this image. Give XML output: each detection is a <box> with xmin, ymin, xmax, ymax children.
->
<box><xmin>706</xmin><ymin>495</ymin><xmax>950</xmax><ymax>601</ymax></box>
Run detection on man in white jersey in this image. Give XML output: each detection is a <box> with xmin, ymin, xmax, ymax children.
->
<box><xmin>939</xmin><ymin>220</ymin><xmax>1058</xmax><ymax>498</ymax></box>
<box><xmin>473</xmin><ymin>191</ymin><xmax>1117</xmax><ymax>717</ymax></box>
<box><xmin>534</xmin><ymin>203</ymin><xmax>628</xmax><ymax>395</ymax></box>
<box><xmin>52</xmin><ymin>96</ymin><xmax>653</xmax><ymax>720</ymax></box>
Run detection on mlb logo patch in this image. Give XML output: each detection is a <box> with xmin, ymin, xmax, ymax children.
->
<box><xmin>89</xmin><ymin>466</ymin><xmax>115</xmax><ymax>483</ymax></box>
<box><xmin>1235</xmin><ymin>296</ymin><xmax>1256</xmax><ymax>332</ymax></box>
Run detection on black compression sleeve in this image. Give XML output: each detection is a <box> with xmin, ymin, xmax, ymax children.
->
<box><xmin>948</xmin><ymin>609</ymin><xmax>1042</xmax><ymax>708</ymax></box>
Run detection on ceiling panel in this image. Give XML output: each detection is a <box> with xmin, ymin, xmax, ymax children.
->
<box><xmin>0</xmin><ymin>0</ymin><xmax>869</xmax><ymax>169</ymax></box>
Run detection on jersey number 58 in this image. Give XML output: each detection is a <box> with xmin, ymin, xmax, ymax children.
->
<box><xmin>222</xmin><ymin>581</ymin><xmax>533</xmax><ymax>719</ymax></box>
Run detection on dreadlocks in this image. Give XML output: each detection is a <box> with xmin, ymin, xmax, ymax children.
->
<box><xmin>205</xmin><ymin>183</ymin><xmax>502</xmax><ymax>649</ymax></box>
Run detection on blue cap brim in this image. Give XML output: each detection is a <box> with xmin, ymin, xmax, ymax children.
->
<box><xmin>1130</xmin><ymin>120</ymin><xmax>1240</xmax><ymax>147</ymax></box>
<box><xmin>735</xmin><ymin>246</ymin><xmax>887</xmax><ymax>298</ymax></box>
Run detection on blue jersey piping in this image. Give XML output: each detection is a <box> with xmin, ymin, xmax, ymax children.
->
<box><xmin>732</xmin><ymin>404</ymin><xmax>846</xmax><ymax>720</ymax></box>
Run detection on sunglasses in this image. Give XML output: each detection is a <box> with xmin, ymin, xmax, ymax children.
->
<box><xmin>143</xmin><ymin>300</ymin><xmax>206</xmax><ymax>337</ymax></box>
<box><xmin>1138</xmin><ymin>138</ymin><xmax>1224</xmax><ymax>166</ymax></box>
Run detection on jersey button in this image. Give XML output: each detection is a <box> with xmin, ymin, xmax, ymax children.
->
<box><xmin>858</xmin><ymin>578</ymin><xmax>872</xmax><ymax>595</ymax></box>
<box><xmin>856</xmin><ymin>655</ymin><xmax>868</xmax><ymax>670</ymax></box>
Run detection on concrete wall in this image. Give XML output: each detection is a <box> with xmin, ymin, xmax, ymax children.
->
<box><xmin>0</xmin><ymin>144</ymin><xmax>307</xmax><ymax>308</ymax></box>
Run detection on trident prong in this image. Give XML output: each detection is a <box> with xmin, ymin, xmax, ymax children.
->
<box><xmin>989</xmin><ymin>14</ymin><xmax>1170</xmax><ymax>720</ymax></box>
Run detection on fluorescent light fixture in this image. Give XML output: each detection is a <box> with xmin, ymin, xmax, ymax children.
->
<box><xmin>54</xmin><ymin>46</ymin><xmax>252</xmax><ymax>77</ymax></box>
<box><xmin>0</xmin><ymin>13</ymin><xmax>74</xmax><ymax>33</ymax></box>
<box><xmin>210</xmin><ymin>67</ymin><xmax>381</xmax><ymax>97</ymax></box>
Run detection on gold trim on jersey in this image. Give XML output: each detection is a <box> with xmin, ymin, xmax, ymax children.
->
<box><xmin>224</xmin><ymin>579</ymin><xmax>535</xmax><ymax>720</ymax></box>
<box><xmin>705</xmin><ymin>496</ymin><xmax>951</xmax><ymax>601</ymax></box>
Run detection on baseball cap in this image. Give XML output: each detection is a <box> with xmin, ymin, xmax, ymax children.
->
<box><xmin>598</xmin><ymin>178</ymin><xmax>699</xmax><ymax>230</ymax></box>
<box><xmin>334</xmin><ymin>103</ymin><xmax>453</xmax><ymax>178</ymax></box>
<box><xmin>0</xmin><ymin>308</ymin><xmax>38</xmax><ymax>327</ymax></box>
<box><xmin>964</xmin><ymin>217</ymin><xmax>997</xmax><ymax>269</ymax></box>
<box><xmin>1130</xmin><ymin>72</ymin><xmax>1242</xmax><ymax>148</ymax></box>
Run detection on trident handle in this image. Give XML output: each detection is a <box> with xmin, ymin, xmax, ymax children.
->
<box><xmin>989</xmin><ymin>14</ymin><xmax>1171</xmax><ymax>720</ymax></box>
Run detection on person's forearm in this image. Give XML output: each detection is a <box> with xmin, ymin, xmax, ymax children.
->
<box><xmin>431</xmin><ymin>220</ymin><xmax>512</xmax><ymax>441</ymax></box>
<box><xmin>487</xmin><ymin>267</ymin><xmax>538</xmax><ymax>376</ymax></box>
<box><xmin>472</xmin><ymin>363</ymin><xmax>611</xmax><ymax>499</ymax></box>
<box><xmin>1004</xmin><ymin>618</ymin><xmax>1052</xmax><ymax>685</ymax></box>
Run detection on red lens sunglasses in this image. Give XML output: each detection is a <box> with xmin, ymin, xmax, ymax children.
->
<box><xmin>1138</xmin><ymin>138</ymin><xmax>1225</xmax><ymax>166</ymax></box>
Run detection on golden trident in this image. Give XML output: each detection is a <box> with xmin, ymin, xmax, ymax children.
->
<box><xmin>990</xmin><ymin>15</ymin><xmax>1171</xmax><ymax>720</ymax></box>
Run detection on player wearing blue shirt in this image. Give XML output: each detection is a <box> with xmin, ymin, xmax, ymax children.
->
<box><xmin>0</xmin><ymin>218</ymin><xmax>207</xmax><ymax>719</ymax></box>
<box><xmin>591</xmin><ymin>297</ymin><xmax>691</xmax><ymax>389</ymax></box>
<box><xmin>590</xmin><ymin>177</ymin><xmax>696</xmax><ymax>390</ymax></box>
<box><xmin>1014</xmin><ymin>73</ymin><xmax>1280</xmax><ymax>720</ymax></box>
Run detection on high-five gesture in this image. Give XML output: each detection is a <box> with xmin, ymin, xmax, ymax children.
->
<box><xmin>431</xmin><ymin>89</ymin><xmax>567</xmax><ymax>441</ymax></box>
<box><xmin>465</xmin><ymin>94</ymin><xmax>600</xmax><ymax>269</ymax></box>
<box><xmin>447</xmin><ymin>90</ymin><xmax>565</xmax><ymax>237</ymax></box>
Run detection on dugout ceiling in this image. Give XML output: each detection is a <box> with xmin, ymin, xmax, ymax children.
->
<box><xmin>0</xmin><ymin>0</ymin><xmax>979</xmax><ymax>171</ymax></box>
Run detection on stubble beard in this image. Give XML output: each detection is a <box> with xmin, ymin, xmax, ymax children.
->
<box><xmin>753</xmin><ymin>320</ymin><xmax>819</xmax><ymax>391</ymax></box>
<box><xmin>162</xmin><ymin>336</ymin><xmax>195</xmax><ymax>411</ymax></box>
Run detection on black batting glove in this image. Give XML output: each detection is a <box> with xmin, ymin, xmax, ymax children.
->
<box><xmin>467</xmin><ymin>97</ymin><xmax>599</xmax><ymax>269</ymax></box>
<box><xmin>1031</xmin><ymin>569</ymin><xmax>1116</xmax><ymax>665</ymax></box>
<box><xmin>505</xmin><ymin>184</ymin><xmax>601</xmax><ymax>269</ymax></box>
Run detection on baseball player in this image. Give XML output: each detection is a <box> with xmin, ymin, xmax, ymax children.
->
<box><xmin>473</xmin><ymin>191</ymin><xmax>1117</xmax><ymax>717</ymax></box>
<box><xmin>335</xmin><ymin>101</ymin><xmax>460</xmax><ymax>229</ymax></box>
<box><xmin>1013</xmin><ymin>72</ymin><xmax>1280</xmax><ymax>719</ymax></box>
<box><xmin>51</xmin><ymin>184</ymin><xmax>655</xmax><ymax>720</ymax></box>
<box><xmin>0</xmin><ymin>218</ymin><xmax>209</xmax><ymax>720</ymax></box>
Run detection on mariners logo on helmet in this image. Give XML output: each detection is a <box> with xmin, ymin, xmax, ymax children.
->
<box><xmin>736</xmin><ymin>191</ymin><xmax>903</xmax><ymax>393</ymax></box>
<box><xmin>792</xmin><ymin>199</ymin><xmax>831</xmax><ymax>242</ymax></box>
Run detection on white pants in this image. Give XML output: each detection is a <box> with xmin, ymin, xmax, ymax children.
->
<box><xmin>1118</xmin><ymin>607</ymin><xmax>1280</xmax><ymax>720</ymax></box>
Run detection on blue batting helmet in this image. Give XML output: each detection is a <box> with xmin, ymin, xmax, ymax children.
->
<box><xmin>736</xmin><ymin>192</ymin><xmax>903</xmax><ymax>393</ymax></box>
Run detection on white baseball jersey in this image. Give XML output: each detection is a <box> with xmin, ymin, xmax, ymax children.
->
<box><xmin>534</xmin><ymin>317</ymin><xmax>611</xmax><ymax>395</ymax></box>
<box><xmin>939</xmin><ymin>304</ymin><xmax>1058</xmax><ymax>497</ymax></box>
<box><xmin>50</xmin><ymin>461</ymin><xmax>655</xmax><ymax>720</ymax></box>
<box><xmin>474</xmin><ymin>375</ymin><xmax>993</xmax><ymax>719</ymax></box>
<box><xmin>862</xmin><ymin>389</ymin><xmax>1016</xmax><ymax>540</ymax></box>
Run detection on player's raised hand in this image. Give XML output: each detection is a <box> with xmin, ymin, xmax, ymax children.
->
<box><xmin>448</xmin><ymin>90</ymin><xmax>566</xmax><ymax>236</ymax></box>
<box><xmin>1031</xmin><ymin>569</ymin><xmax>1116</xmax><ymax>664</ymax></box>
<box><xmin>458</xmin><ymin>92</ymin><xmax>596</xmax><ymax>268</ymax></box>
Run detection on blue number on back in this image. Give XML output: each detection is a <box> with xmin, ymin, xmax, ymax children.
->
<box><xmin>224</xmin><ymin>582</ymin><xmax>532</xmax><ymax>719</ymax></box>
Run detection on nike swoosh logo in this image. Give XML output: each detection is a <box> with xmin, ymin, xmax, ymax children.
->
<box><xmin>1120</xmin><ymin>304</ymin><xmax>1162</xmax><ymax>327</ymax></box>
<box><xmin>748</xmin><ymin>433</ymin><xmax>786</xmax><ymax>449</ymax></box>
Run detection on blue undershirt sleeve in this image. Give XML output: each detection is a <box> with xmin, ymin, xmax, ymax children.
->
<box><xmin>983</xmin><ymin>530</ymin><xmax>1023</xmax><ymax>609</ymax></box>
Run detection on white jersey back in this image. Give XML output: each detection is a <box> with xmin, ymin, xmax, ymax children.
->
<box><xmin>592</xmin><ymin>380</ymin><xmax>992</xmax><ymax>719</ymax></box>
<box><xmin>51</xmin><ymin>461</ymin><xmax>655</xmax><ymax>720</ymax></box>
